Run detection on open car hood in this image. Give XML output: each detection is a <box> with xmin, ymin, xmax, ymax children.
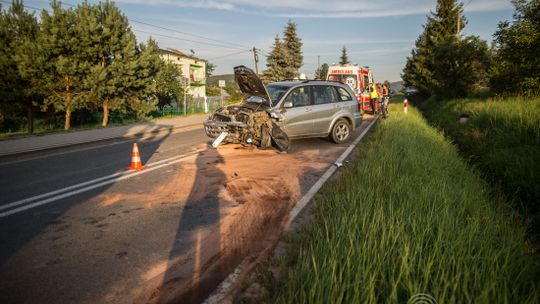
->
<box><xmin>234</xmin><ymin>65</ymin><xmax>271</xmax><ymax>103</ymax></box>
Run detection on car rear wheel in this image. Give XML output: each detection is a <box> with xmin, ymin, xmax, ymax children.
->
<box><xmin>331</xmin><ymin>119</ymin><xmax>351</xmax><ymax>144</ymax></box>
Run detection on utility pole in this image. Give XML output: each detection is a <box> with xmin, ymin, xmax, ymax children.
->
<box><xmin>317</xmin><ymin>56</ymin><xmax>320</xmax><ymax>79</ymax></box>
<box><xmin>252</xmin><ymin>47</ymin><xmax>260</xmax><ymax>75</ymax></box>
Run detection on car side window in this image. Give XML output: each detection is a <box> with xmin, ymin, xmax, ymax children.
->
<box><xmin>313</xmin><ymin>85</ymin><xmax>338</xmax><ymax>105</ymax></box>
<box><xmin>335</xmin><ymin>87</ymin><xmax>353</xmax><ymax>101</ymax></box>
<box><xmin>284</xmin><ymin>86</ymin><xmax>310</xmax><ymax>107</ymax></box>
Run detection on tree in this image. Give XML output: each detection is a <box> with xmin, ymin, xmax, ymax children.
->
<box><xmin>224</xmin><ymin>82</ymin><xmax>242</xmax><ymax>103</ymax></box>
<box><xmin>76</xmin><ymin>1</ymin><xmax>151</xmax><ymax>127</ymax></box>
<box><xmin>402</xmin><ymin>0</ymin><xmax>465</xmax><ymax>96</ymax></box>
<box><xmin>282</xmin><ymin>20</ymin><xmax>303</xmax><ymax>79</ymax></box>
<box><xmin>431</xmin><ymin>36</ymin><xmax>490</xmax><ymax>98</ymax></box>
<box><xmin>0</xmin><ymin>0</ymin><xmax>39</xmax><ymax>133</ymax></box>
<box><xmin>314</xmin><ymin>63</ymin><xmax>329</xmax><ymax>79</ymax></box>
<box><xmin>491</xmin><ymin>0</ymin><xmax>540</xmax><ymax>96</ymax></box>
<box><xmin>402</xmin><ymin>34</ymin><xmax>434</xmax><ymax>96</ymax></box>
<box><xmin>33</xmin><ymin>1</ymin><xmax>86</xmax><ymax>131</ymax></box>
<box><xmin>205</xmin><ymin>62</ymin><xmax>216</xmax><ymax>79</ymax></box>
<box><xmin>154</xmin><ymin>59</ymin><xmax>183</xmax><ymax>108</ymax></box>
<box><xmin>339</xmin><ymin>46</ymin><xmax>350</xmax><ymax>65</ymax></box>
<box><xmin>262</xmin><ymin>35</ymin><xmax>289</xmax><ymax>83</ymax></box>
<box><xmin>402</xmin><ymin>0</ymin><xmax>489</xmax><ymax>99</ymax></box>
<box><xmin>124</xmin><ymin>38</ymin><xmax>160</xmax><ymax>118</ymax></box>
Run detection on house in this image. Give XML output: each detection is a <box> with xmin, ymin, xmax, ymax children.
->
<box><xmin>159</xmin><ymin>48</ymin><xmax>206</xmax><ymax>98</ymax></box>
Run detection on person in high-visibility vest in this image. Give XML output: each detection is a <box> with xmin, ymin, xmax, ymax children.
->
<box><xmin>369</xmin><ymin>83</ymin><xmax>378</xmax><ymax>114</ymax></box>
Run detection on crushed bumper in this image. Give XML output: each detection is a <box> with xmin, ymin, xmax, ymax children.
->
<box><xmin>203</xmin><ymin>119</ymin><xmax>247</xmax><ymax>143</ymax></box>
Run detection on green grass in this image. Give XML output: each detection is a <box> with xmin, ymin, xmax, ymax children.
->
<box><xmin>259</xmin><ymin>102</ymin><xmax>539</xmax><ymax>303</ymax></box>
<box><xmin>418</xmin><ymin>96</ymin><xmax>540</xmax><ymax>216</ymax></box>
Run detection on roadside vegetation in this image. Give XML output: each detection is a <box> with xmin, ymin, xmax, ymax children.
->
<box><xmin>400</xmin><ymin>0</ymin><xmax>540</xmax><ymax>243</ymax></box>
<box><xmin>401</xmin><ymin>0</ymin><xmax>539</xmax><ymax>245</ymax></box>
<box><xmin>241</xmin><ymin>102</ymin><xmax>539</xmax><ymax>303</ymax></box>
<box><xmin>0</xmin><ymin>0</ymin><xmax>221</xmax><ymax>136</ymax></box>
<box><xmin>419</xmin><ymin>97</ymin><xmax>540</xmax><ymax>228</ymax></box>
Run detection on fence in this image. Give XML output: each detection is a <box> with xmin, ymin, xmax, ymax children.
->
<box><xmin>150</xmin><ymin>96</ymin><xmax>229</xmax><ymax>118</ymax></box>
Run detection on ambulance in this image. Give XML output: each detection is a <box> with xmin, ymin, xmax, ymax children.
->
<box><xmin>327</xmin><ymin>64</ymin><xmax>374</xmax><ymax>111</ymax></box>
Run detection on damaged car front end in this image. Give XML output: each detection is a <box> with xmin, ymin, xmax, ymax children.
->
<box><xmin>203</xmin><ymin>66</ymin><xmax>290</xmax><ymax>152</ymax></box>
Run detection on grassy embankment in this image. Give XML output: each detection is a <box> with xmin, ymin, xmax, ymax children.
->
<box><xmin>247</xmin><ymin>101</ymin><xmax>539</xmax><ymax>303</ymax></box>
<box><xmin>418</xmin><ymin>96</ymin><xmax>540</xmax><ymax>223</ymax></box>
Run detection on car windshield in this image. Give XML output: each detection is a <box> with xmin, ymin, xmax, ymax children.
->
<box><xmin>266</xmin><ymin>84</ymin><xmax>290</xmax><ymax>107</ymax></box>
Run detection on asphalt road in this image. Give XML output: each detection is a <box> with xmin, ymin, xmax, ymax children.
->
<box><xmin>0</xmin><ymin>119</ymin><xmax>373</xmax><ymax>303</ymax></box>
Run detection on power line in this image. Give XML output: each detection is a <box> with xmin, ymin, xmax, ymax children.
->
<box><xmin>31</xmin><ymin>0</ymin><xmax>251</xmax><ymax>50</ymax></box>
<box><xmin>0</xmin><ymin>0</ymin><xmax>41</xmax><ymax>11</ymax></box>
<box><xmin>1</xmin><ymin>0</ymin><xmax>251</xmax><ymax>51</ymax></box>
<box><xmin>129</xmin><ymin>19</ymin><xmax>249</xmax><ymax>50</ymax></box>
<box><xmin>207</xmin><ymin>49</ymin><xmax>252</xmax><ymax>61</ymax></box>
<box><xmin>133</xmin><ymin>29</ymin><xmax>248</xmax><ymax>50</ymax></box>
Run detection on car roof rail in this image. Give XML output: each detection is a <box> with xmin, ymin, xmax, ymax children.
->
<box><xmin>280</xmin><ymin>78</ymin><xmax>303</xmax><ymax>82</ymax></box>
<box><xmin>276</xmin><ymin>79</ymin><xmax>346</xmax><ymax>85</ymax></box>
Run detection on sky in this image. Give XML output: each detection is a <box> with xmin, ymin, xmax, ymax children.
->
<box><xmin>9</xmin><ymin>0</ymin><xmax>515</xmax><ymax>82</ymax></box>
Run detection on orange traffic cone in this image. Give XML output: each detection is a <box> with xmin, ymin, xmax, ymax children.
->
<box><xmin>129</xmin><ymin>143</ymin><xmax>144</xmax><ymax>170</ymax></box>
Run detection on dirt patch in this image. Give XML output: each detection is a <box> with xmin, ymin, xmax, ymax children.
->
<box><xmin>119</xmin><ymin>143</ymin><xmax>339</xmax><ymax>304</ymax></box>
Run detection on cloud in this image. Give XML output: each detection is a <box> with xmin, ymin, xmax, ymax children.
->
<box><xmin>120</xmin><ymin>0</ymin><xmax>513</xmax><ymax>18</ymax></box>
<box><xmin>118</xmin><ymin>0</ymin><xmax>236</xmax><ymax>11</ymax></box>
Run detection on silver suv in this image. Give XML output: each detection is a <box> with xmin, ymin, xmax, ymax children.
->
<box><xmin>203</xmin><ymin>66</ymin><xmax>363</xmax><ymax>151</ymax></box>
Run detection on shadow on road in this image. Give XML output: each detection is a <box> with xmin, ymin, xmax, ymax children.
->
<box><xmin>0</xmin><ymin>126</ymin><xmax>173</xmax><ymax>303</ymax></box>
<box><xmin>157</xmin><ymin>146</ymin><xmax>225</xmax><ymax>304</ymax></box>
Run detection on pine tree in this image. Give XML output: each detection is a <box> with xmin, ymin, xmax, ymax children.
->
<box><xmin>339</xmin><ymin>46</ymin><xmax>350</xmax><ymax>65</ymax></box>
<box><xmin>402</xmin><ymin>0</ymin><xmax>488</xmax><ymax>98</ymax></box>
<box><xmin>262</xmin><ymin>35</ymin><xmax>289</xmax><ymax>83</ymax></box>
<box><xmin>77</xmin><ymin>1</ymin><xmax>147</xmax><ymax>127</ymax></box>
<box><xmin>35</xmin><ymin>1</ymin><xmax>86</xmax><ymax>130</ymax></box>
<box><xmin>127</xmin><ymin>38</ymin><xmax>160</xmax><ymax>117</ymax></box>
<box><xmin>282</xmin><ymin>20</ymin><xmax>303</xmax><ymax>79</ymax></box>
<box><xmin>0</xmin><ymin>0</ymin><xmax>39</xmax><ymax>133</ymax></box>
<box><xmin>402</xmin><ymin>34</ymin><xmax>435</xmax><ymax>96</ymax></box>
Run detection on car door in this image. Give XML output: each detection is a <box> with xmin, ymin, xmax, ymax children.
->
<box><xmin>280</xmin><ymin>86</ymin><xmax>314</xmax><ymax>137</ymax></box>
<box><xmin>311</xmin><ymin>85</ymin><xmax>340</xmax><ymax>135</ymax></box>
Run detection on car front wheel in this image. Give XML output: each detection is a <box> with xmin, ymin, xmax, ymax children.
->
<box><xmin>331</xmin><ymin>119</ymin><xmax>351</xmax><ymax>144</ymax></box>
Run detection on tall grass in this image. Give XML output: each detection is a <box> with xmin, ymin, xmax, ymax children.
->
<box><xmin>419</xmin><ymin>97</ymin><xmax>540</xmax><ymax>218</ymax></box>
<box><xmin>265</xmin><ymin>104</ymin><xmax>539</xmax><ymax>303</ymax></box>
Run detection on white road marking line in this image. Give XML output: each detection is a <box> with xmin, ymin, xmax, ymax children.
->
<box><xmin>0</xmin><ymin>171</ymin><xmax>127</xmax><ymax>212</ymax></box>
<box><xmin>203</xmin><ymin>117</ymin><xmax>378</xmax><ymax>303</ymax></box>
<box><xmin>0</xmin><ymin>149</ymin><xmax>205</xmax><ymax>218</ymax></box>
<box><xmin>0</xmin><ymin>125</ymin><xmax>204</xmax><ymax>166</ymax></box>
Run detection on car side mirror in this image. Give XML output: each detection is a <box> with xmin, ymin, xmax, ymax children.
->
<box><xmin>283</xmin><ymin>101</ymin><xmax>293</xmax><ymax>108</ymax></box>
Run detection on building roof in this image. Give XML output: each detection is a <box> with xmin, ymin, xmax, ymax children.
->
<box><xmin>161</xmin><ymin>48</ymin><xmax>188</xmax><ymax>57</ymax></box>
<box><xmin>160</xmin><ymin>48</ymin><xmax>207</xmax><ymax>63</ymax></box>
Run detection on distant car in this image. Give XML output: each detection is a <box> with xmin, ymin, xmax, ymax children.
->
<box><xmin>203</xmin><ymin>65</ymin><xmax>363</xmax><ymax>151</ymax></box>
<box><xmin>404</xmin><ymin>86</ymin><xmax>418</xmax><ymax>95</ymax></box>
